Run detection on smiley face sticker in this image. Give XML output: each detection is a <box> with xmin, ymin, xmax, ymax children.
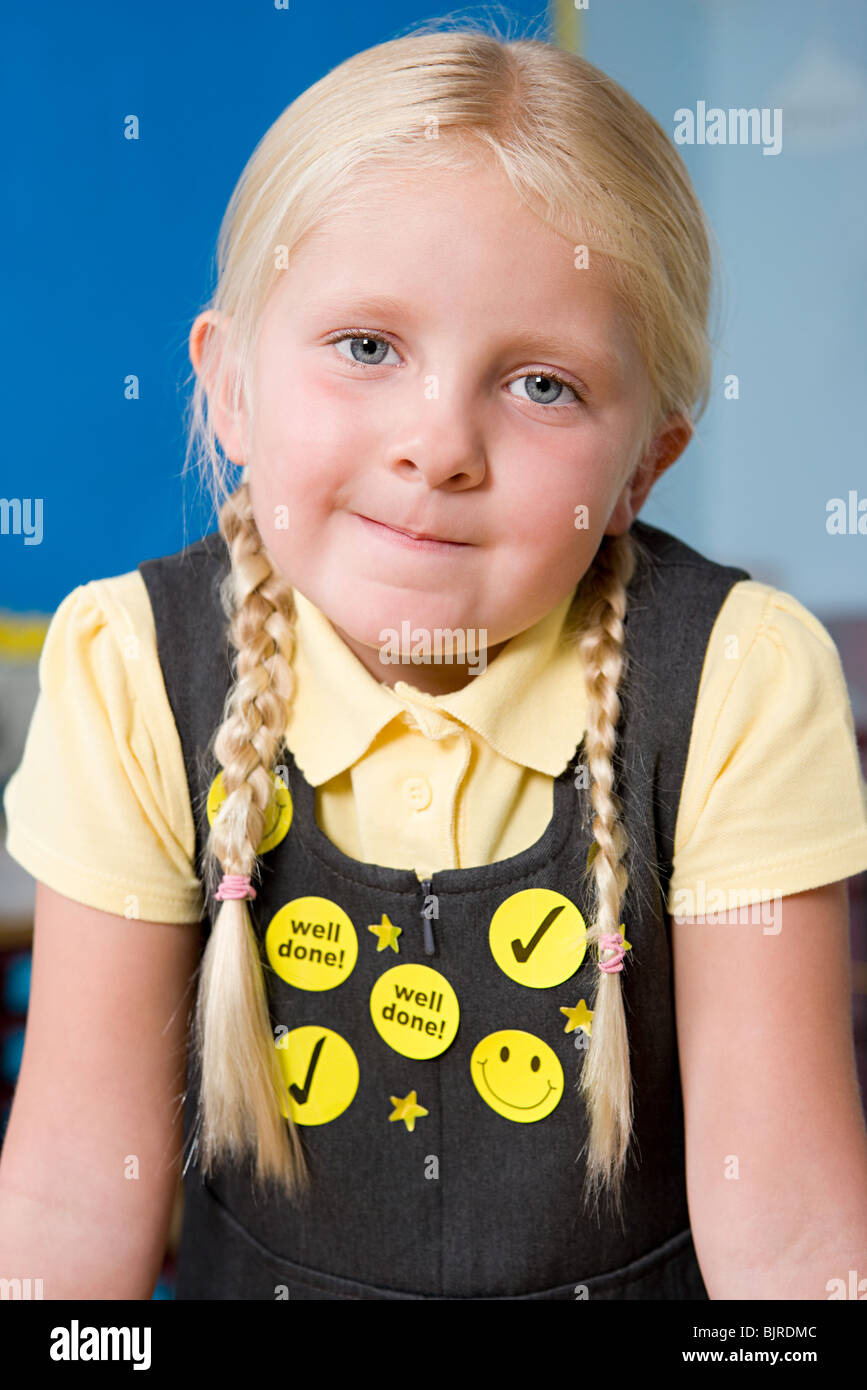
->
<box><xmin>207</xmin><ymin>769</ymin><xmax>293</xmax><ymax>855</ymax></box>
<box><xmin>488</xmin><ymin>888</ymin><xmax>587</xmax><ymax>988</ymax></box>
<box><xmin>471</xmin><ymin>1030</ymin><xmax>564</xmax><ymax>1123</ymax></box>
<box><xmin>275</xmin><ymin>1025</ymin><xmax>359</xmax><ymax>1126</ymax></box>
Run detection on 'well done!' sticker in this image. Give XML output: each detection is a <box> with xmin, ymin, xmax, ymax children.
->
<box><xmin>266</xmin><ymin>896</ymin><xmax>359</xmax><ymax>991</ymax></box>
<box><xmin>369</xmin><ymin>964</ymin><xmax>460</xmax><ymax>1059</ymax></box>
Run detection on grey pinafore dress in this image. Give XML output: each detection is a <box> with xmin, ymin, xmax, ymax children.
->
<box><xmin>138</xmin><ymin>519</ymin><xmax>750</xmax><ymax>1300</ymax></box>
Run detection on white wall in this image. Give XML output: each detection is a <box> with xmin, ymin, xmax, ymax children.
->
<box><xmin>583</xmin><ymin>0</ymin><xmax>867</xmax><ymax>615</ymax></box>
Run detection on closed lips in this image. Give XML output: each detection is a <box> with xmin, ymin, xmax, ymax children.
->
<box><xmin>357</xmin><ymin>515</ymin><xmax>469</xmax><ymax>544</ymax></box>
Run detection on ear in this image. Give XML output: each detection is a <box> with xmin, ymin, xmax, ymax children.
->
<box><xmin>605</xmin><ymin>414</ymin><xmax>693</xmax><ymax>536</ymax></box>
<box><xmin>189</xmin><ymin>310</ymin><xmax>250</xmax><ymax>464</ymax></box>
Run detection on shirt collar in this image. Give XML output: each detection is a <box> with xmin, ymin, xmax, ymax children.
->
<box><xmin>284</xmin><ymin>587</ymin><xmax>586</xmax><ymax>785</ymax></box>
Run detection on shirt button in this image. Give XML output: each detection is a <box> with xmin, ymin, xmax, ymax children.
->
<box><xmin>405</xmin><ymin>777</ymin><xmax>432</xmax><ymax>811</ymax></box>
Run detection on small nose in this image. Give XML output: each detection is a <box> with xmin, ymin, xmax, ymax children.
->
<box><xmin>386</xmin><ymin>377</ymin><xmax>488</xmax><ymax>488</ymax></box>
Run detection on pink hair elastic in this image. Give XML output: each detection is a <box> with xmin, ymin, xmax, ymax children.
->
<box><xmin>215</xmin><ymin>873</ymin><xmax>257</xmax><ymax>902</ymax></box>
<box><xmin>597</xmin><ymin>932</ymin><xmax>627</xmax><ymax>973</ymax></box>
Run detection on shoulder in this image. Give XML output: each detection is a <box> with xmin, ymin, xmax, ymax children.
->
<box><xmin>624</xmin><ymin>522</ymin><xmax>752</xmax><ymax>661</ymax></box>
<box><xmin>629</xmin><ymin>520</ymin><xmax>751</xmax><ymax>584</ymax></box>
<box><xmin>25</xmin><ymin>564</ymin><xmax>175</xmax><ymax>782</ymax></box>
<box><xmin>137</xmin><ymin>530</ymin><xmax>227</xmax><ymax>611</ymax></box>
<box><xmin>700</xmin><ymin>578</ymin><xmax>852</xmax><ymax>705</ymax></box>
<box><xmin>36</xmin><ymin>568</ymin><xmax>159</xmax><ymax>689</ymax></box>
<box><xmin>716</xmin><ymin>577</ymin><xmax>841</xmax><ymax>642</ymax></box>
<box><xmin>671</xmin><ymin>577</ymin><xmax>867</xmax><ymax>905</ymax></box>
<box><xmin>3</xmin><ymin>569</ymin><xmax>204</xmax><ymax>923</ymax></box>
<box><xmin>136</xmin><ymin>531</ymin><xmax>230</xmax><ymax>670</ymax></box>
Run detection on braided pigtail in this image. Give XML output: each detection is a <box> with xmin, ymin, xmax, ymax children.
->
<box><xmin>572</xmin><ymin>530</ymin><xmax>637</xmax><ymax>1218</ymax></box>
<box><xmin>193</xmin><ymin>479</ymin><xmax>308</xmax><ymax>1196</ymax></box>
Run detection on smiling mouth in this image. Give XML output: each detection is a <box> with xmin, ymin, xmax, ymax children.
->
<box><xmin>477</xmin><ymin>1060</ymin><xmax>555</xmax><ymax>1110</ymax></box>
<box><xmin>354</xmin><ymin>514</ymin><xmax>470</xmax><ymax>549</ymax></box>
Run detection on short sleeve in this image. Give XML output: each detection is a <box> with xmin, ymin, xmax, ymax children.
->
<box><xmin>2</xmin><ymin>571</ymin><xmax>205</xmax><ymax>924</ymax></box>
<box><xmin>667</xmin><ymin>581</ymin><xmax>867</xmax><ymax>915</ymax></box>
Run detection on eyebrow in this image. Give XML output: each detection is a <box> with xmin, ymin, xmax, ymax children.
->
<box><xmin>499</xmin><ymin>329</ymin><xmax>623</xmax><ymax>378</ymax></box>
<box><xmin>307</xmin><ymin>295</ymin><xmax>624</xmax><ymax>378</ymax></box>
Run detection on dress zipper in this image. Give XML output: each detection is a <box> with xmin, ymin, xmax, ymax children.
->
<box><xmin>419</xmin><ymin>877</ymin><xmax>436</xmax><ymax>956</ymax></box>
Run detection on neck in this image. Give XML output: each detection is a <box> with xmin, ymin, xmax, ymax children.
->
<box><xmin>332</xmin><ymin>625</ymin><xmax>505</xmax><ymax>695</ymax></box>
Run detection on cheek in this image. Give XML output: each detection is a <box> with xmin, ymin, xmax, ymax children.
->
<box><xmin>254</xmin><ymin>366</ymin><xmax>363</xmax><ymax>504</ymax></box>
<box><xmin>497</xmin><ymin>453</ymin><xmax>610</xmax><ymax>554</ymax></box>
<box><xmin>488</xmin><ymin>449</ymin><xmax>620</xmax><ymax>610</ymax></box>
<box><xmin>258</xmin><ymin>363</ymin><xmax>335</xmax><ymax>448</ymax></box>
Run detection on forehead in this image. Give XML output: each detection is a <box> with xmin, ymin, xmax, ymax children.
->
<box><xmin>264</xmin><ymin>161</ymin><xmax>641</xmax><ymax>376</ymax></box>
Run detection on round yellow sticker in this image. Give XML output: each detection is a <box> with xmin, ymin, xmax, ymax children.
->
<box><xmin>488</xmin><ymin>888</ymin><xmax>587</xmax><ymax>988</ymax></box>
<box><xmin>275</xmin><ymin>1025</ymin><xmax>359</xmax><ymax>1126</ymax></box>
<box><xmin>471</xmin><ymin>1030</ymin><xmax>564</xmax><ymax>1123</ymax></box>
<box><xmin>206</xmin><ymin>769</ymin><xmax>293</xmax><ymax>855</ymax></box>
<box><xmin>369</xmin><ymin>964</ymin><xmax>460</xmax><ymax>1060</ymax></box>
<box><xmin>266</xmin><ymin>897</ymin><xmax>358</xmax><ymax>991</ymax></box>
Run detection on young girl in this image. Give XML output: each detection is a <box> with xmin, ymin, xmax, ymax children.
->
<box><xmin>2</xmin><ymin>24</ymin><xmax>867</xmax><ymax>1302</ymax></box>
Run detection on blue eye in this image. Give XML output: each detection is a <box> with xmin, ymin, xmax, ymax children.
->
<box><xmin>333</xmin><ymin>334</ymin><xmax>397</xmax><ymax>367</ymax></box>
<box><xmin>328</xmin><ymin>333</ymin><xmax>584</xmax><ymax>407</ymax></box>
<box><xmin>508</xmin><ymin>373</ymin><xmax>580</xmax><ymax>407</ymax></box>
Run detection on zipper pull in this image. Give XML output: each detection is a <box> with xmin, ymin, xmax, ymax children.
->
<box><xmin>420</xmin><ymin>878</ymin><xmax>436</xmax><ymax>956</ymax></box>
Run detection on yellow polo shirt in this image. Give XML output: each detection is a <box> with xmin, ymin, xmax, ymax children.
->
<box><xmin>3</xmin><ymin>567</ymin><xmax>867</xmax><ymax>924</ymax></box>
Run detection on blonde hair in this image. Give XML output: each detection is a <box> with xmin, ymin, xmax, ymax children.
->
<box><xmin>183</xmin><ymin>19</ymin><xmax>717</xmax><ymax>1213</ymax></box>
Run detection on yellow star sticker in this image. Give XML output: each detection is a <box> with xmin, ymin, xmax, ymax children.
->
<box><xmin>388</xmin><ymin>1090</ymin><xmax>428</xmax><ymax>1132</ymax></box>
<box><xmin>560</xmin><ymin>998</ymin><xmax>594</xmax><ymax>1035</ymax></box>
<box><xmin>368</xmin><ymin>913</ymin><xmax>402</xmax><ymax>953</ymax></box>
